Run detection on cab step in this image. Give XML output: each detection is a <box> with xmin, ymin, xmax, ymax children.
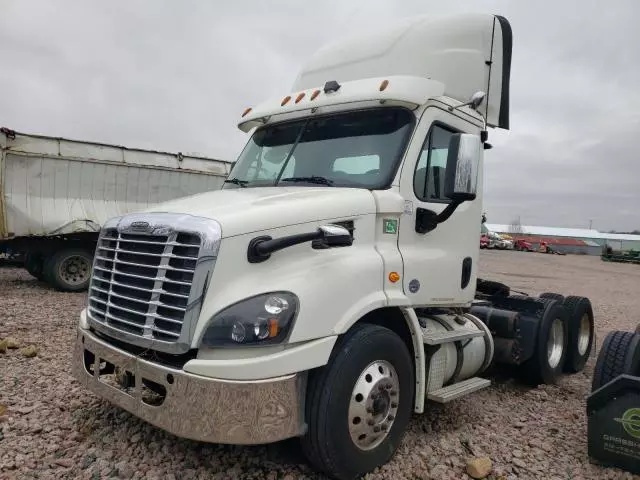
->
<box><xmin>422</xmin><ymin>328</ymin><xmax>484</xmax><ymax>345</ymax></box>
<box><xmin>427</xmin><ymin>377</ymin><xmax>491</xmax><ymax>403</ymax></box>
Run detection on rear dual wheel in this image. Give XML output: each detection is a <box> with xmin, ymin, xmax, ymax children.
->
<box><xmin>561</xmin><ymin>296</ymin><xmax>594</xmax><ymax>373</ymax></box>
<box><xmin>523</xmin><ymin>299</ymin><xmax>569</xmax><ymax>385</ymax></box>
<box><xmin>301</xmin><ymin>323</ymin><xmax>414</xmax><ymax>480</ymax></box>
<box><xmin>538</xmin><ymin>293</ymin><xmax>594</xmax><ymax>373</ymax></box>
<box><xmin>539</xmin><ymin>292</ymin><xmax>564</xmax><ymax>302</ymax></box>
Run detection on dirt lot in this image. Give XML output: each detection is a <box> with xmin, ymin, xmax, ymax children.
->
<box><xmin>1</xmin><ymin>251</ymin><xmax>640</xmax><ymax>480</ymax></box>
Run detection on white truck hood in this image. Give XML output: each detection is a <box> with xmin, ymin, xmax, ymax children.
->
<box><xmin>142</xmin><ymin>186</ymin><xmax>377</xmax><ymax>238</ymax></box>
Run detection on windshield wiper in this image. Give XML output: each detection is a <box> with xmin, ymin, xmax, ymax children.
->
<box><xmin>280</xmin><ymin>176</ymin><xmax>334</xmax><ymax>186</ymax></box>
<box><xmin>223</xmin><ymin>178</ymin><xmax>248</xmax><ymax>187</ymax></box>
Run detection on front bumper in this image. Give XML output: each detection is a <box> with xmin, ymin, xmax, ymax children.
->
<box><xmin>72</xmin><ymin>328</ymin><xmax>307</xmax><ymax>445</ymax></box>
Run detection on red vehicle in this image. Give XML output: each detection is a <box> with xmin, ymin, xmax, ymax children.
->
<box><xmin>480</xmin><ymin>235</ymin><xmax>489</xmax><ymax>249</ymax></box>
<box><xmin>514</xmin><ymin>239</ymin><xmax>533</xmax><ymax>251</ymax></box>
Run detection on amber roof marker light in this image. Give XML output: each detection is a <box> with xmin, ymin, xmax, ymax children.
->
<box><xmin>379</xmin><ymin>79</ymin><xmax>389</xmax><ymax>91</ymax></box>
<box><xmin>295</xmin><ymin>92</ymin><xmax>306</xmax><ymax>103</ymax></box>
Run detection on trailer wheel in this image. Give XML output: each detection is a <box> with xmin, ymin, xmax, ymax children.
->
<box><xmin>300</xmin><ymin>323</ymin><xmax>414</xmax><ymax>480</ymax></box>
<box><xmin>539</xmin><ymin>292</ymin><xmax>565</xmax><ymax>302</ymax></box>
<box><xmin>523</xmin><ymin>299</ymin><xmax>569</xmax><ymax>385</ymax></box>
<box><xmin>561</xmin><ymin>296</ymin><xmax>594</xmax><ymax>373</ymax></box>
<box><xmin>24</xmin><ymin>252</ymin><xmax>45</xmax><ymax>280</ymax></box>
<box><xmin>44</xmin><ymin>248</ymin><xmax>93</xmax><ymax>292</ymax></box>
<box><xmin>592</xmin><ymin>331</ymin><xmax>640</xmax><ymax>391</ymax></box>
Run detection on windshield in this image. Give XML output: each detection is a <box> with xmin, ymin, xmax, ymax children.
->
<box><xmin>223</xmin><ymin>107</ymin><xmax>414</xmax><ymax>189</ymax></box>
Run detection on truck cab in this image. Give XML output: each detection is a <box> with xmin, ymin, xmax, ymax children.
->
<box><xmin>72</xmin><ymin>14</ymin><xmax>594</xmax><ymax>480</ymax></box>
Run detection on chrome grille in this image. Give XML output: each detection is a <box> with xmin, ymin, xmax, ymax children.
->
<box><xmin>90</xmin><ymin>230</ymin><xmax>200</xmax><ymax>340</ymax></box>
<box><xmin>86</xmin><ymin>213</ymin><xmax>222</xmax><ymax>354</ymax></box>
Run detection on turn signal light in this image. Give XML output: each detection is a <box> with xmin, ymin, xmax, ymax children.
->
<box><xmin>389</xmin><ymin>272</ymin><xmax>400</xmax><ymax>283</ymax></box>
<box><xmin>268</xmin><ymin>319</ymin><xmax>279</xmax><ymax>337</ymax></box>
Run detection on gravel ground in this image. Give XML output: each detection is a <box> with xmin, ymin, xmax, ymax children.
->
<box><xmin>2</xmin><ymin>250</ymin><xmax>640</xmax><ymax>480</ymax></box>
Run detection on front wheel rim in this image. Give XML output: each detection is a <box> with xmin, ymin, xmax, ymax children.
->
<box><xmin>547</xmin><ymin>318</ymin><xmax>565</xmax><ymax>368</ymax></box>
<box><xmin>348</xmin><ymin>360</ymin><xmax>400</xmax><ymax>451</ymax></box>
<box><xmin>577</xmin><ymin>313</ymin><xmax>591</xmax><ymax>355</ymax></box>
<box><xmin>58</xmin><ymin>255</ymin><xmax>91</xmax><ymax>285</ymax></box>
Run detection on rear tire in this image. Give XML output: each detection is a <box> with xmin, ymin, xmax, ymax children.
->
<box><xmin>591</xmin><ymin>331</ymin><xmax>640</xmax><ymax>391</ymax></box>
<box><xmin>561</xmin><ymin>296</ymin><xmax>594</xmax><ymax>373</ymax></box>
<box><xmin>539</xmin><ymin>292</ymin><xmax>565</xmax><ymax>302</ymax></box>
<box><xmin>43</xmin><ymin>248</ymin><xmax>93</xmax><ymax>292</ymax></box>
<box><xmin>523</xmin><ymin>299</ymin><xmax>569</xmax><ymax>385</ymax></box>
<box><xmin>300</xmin><ymin>323</ymin><xmax>414</xmax><ymax>480</ymax></box>
<box><xmin>476</xmin><ymin>279</ymin><xmax>510</xmax><ymax>296</ymax></box>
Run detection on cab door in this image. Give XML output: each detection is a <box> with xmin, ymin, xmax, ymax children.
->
<box><xmin>396</xmin><ymin>106</ymin><xmax>484</xmax><ymax>306</ymax></box>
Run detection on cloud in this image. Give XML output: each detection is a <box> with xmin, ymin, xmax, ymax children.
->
<box><xmin>1</xmin><ymin>0</ymin><xmax>639</xmax><ymax>230</ymax></box>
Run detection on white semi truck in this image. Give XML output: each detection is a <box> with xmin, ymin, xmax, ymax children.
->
<box><xmin>72</xmin><ymin>14</ymin><xmax>596</xmax><ymax>479</ymax></box>
<box><xmin>0</xmin><ymin>128</ymin><xmax>230</xmax><ymax>291</ymax></box>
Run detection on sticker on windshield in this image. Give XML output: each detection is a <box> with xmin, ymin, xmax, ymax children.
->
<box><xmin>383</xmin><ymin>219</ymin><xmax>398</xmax><ymax>234</ymax></box>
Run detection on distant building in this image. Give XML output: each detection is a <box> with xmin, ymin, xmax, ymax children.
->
<box><xmin>482</xmin><ymin>224</ymin><xmax>640</xmax><ymax>256</ymax></box>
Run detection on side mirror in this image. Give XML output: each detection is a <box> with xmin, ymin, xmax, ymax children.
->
<box><xmin>444</xmin><ymin>133</ymin><xmax>481</xmax><ymax>202</ymax></box>
<box><xmin>318</xmin><ymin>224</ymin><xmax>352</xmax><ymax>247</ymax></box>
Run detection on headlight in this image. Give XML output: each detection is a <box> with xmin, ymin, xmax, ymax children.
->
<box><xmin>201</xmin><ymin>292</ymin><xmax>298</xmax><ymax>347</ymax></box>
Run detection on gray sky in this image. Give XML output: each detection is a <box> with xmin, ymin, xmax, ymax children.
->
<box><xmin>1</xmin><ymin>0</ymin><xmax>639</xmax><ymax>231</ymax></box>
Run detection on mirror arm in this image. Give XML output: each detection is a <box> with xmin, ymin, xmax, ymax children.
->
<box><xmin>248</xmin><ymin>231</ymin><xmax>322</xmax><ymax>263</ymax></box>
<box><xmin>415</xmin><ymin>200</ymin><xmax>463</xmax><ymax>234</ymax></box>
<box><xmin>247</xmin><ymin>226</ymin><xmax>352</xmax><ymax>263</ymax></box>
<box><xmin>436</xmin><ymin>200</ymin><xmax>463</xmax><ymax>224</ymax></box>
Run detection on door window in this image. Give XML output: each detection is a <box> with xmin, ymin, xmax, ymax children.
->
<box><xmin>413</xmin><ymin>124</ymin><xmax>457</xmax><ymax>202</ymax></box>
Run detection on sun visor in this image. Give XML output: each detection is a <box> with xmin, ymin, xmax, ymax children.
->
<box><xmin>292</xmin><ymin>14</ymin><xmax>512</xmax><ymax>130</ymax></box>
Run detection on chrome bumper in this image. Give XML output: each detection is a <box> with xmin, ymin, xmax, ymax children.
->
<box><xmin>72</xmin><ymin>328</ymin><xmax>307</xmax><ymax>445</ymax></box>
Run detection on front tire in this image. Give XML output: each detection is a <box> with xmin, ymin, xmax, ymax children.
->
<box><xmin>300</xmin><ymin>323</ymin><xmax>414</xmax><ymax>480</ymax></box>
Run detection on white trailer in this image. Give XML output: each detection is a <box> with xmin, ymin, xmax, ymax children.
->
<box><xmin>72</xmin><ymin>14</ymin><xmax>596</xmax><ymax>480</ymax></box>
<box><xmin>0</xmin><ymin>127</ymin><xmax>231</xmax><ymax>290</ymax></box>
